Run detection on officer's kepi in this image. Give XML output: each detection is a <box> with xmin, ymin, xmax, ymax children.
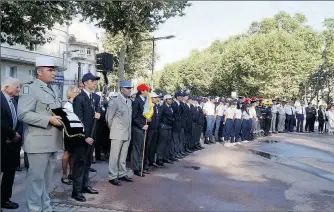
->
<box><xmin>35</xmin><ymin>56</ymin><xmax>58</xmax><ymax>68</ymax></box>
<box><xmin>120</xmin><ymin>81</ymin><xmax>133</xmax><ymax>88</ymax></box>
<box><xmin>82</xmin><ymin>72</ymin><xmax>100</xmax><ymax>82</ymax></box>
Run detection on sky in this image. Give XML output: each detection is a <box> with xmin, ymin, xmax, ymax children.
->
<box><xmin>70</xmin><ymin>1</ymin><xmax>334</xmax><ymax>72</ymax></box>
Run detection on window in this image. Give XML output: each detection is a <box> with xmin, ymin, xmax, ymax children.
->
<box><xmin>10</xmin><ymin>66</ymin><xmax>17</xmax><ymax>78</ymax></box>
<box><xmin>29</xmin><ymin>69</ymin><xmax>35</xmax><ymax>78</ymax></box>
<box><xmin>59</xmin><ymin>41</ymin><xmax>66</xmax><ymax>56</ymax></box>
<box><xmin>87</xmin><ymin>48</ymin><xmax>91</xmax><ymax>55</ymax></box>
<box><xmin>80</xmin><ymin>49</ymin><xmax>85</xmax><ymax>53</ymax></box>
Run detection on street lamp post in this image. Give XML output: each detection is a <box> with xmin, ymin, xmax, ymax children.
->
<box><xmin>140</xmin><ymin>35</ymin><xmax>175</xmax><ymax>90</ymax></box>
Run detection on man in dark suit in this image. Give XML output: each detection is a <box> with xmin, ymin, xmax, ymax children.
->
<box><xmin>90</xmin><ymin>92</ymin><xmax>101</xmax><ymax>169</ymax></box>
<box><xmin>131</xmin><ymin>84</ymin><xmax>150</xmax><ymax>177</ymax></box>
<box><xmin>145</xmin><ymin>92</ymin><xmax>161</xmax><ymax>170</ymax></box>
<box><xmin>305</xmin><ymin>103</ymin><xmax>317</xmax><ymax>132</ymax></box>
<box><xmin>171</xmin><ymin>92</ymin><xmax>184</xmax><ymax>160</ymax></box>
<box><xmin>182</xmin><ymin>94</ymin><xmax>193</xmax><ymax>154</ymax></box>
<box><xmin>1</xmin><ymin>78</ymin><xmax>21</xmax><ymax>209</ymax></box>
<box><xmin>156</xmin><ymin>95</ymin><xmax>175</xmax><ymax>166</ymax></box>
<box><xmin>318</xmin><ymin>105</ymin><xmax>326</xmax><ymax>133</ymax></box>
<box><xmin>72</xmin><ymin>73</ymin><xmax>100</xmax><ymax>202</ymax></box>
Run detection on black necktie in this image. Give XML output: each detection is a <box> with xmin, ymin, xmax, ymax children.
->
<box><xmin>89</xmin><ymin>94</ymin><xmax>94</xmax><ymax>109</ymax></box>
<box><xmin>47</xmin><ymin>84</ymin><xmax>53</xmax><ymax>92</ymax></box>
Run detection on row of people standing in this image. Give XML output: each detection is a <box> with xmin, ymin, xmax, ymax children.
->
<box><xmin>106</xmin><ymin>86</ymin><xmax>207</xmax><ymax>186</ymax></box>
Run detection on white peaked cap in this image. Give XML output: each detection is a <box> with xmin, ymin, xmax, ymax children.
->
<box><xmin>150</xmin><ymin>92</ymin><xmax>159</xmax><ymax>98</ymax></box>
<box><xmin>108</xmin><ymin>92</ymin><xmax>119</xmax><ymax>98</ymax></box>
<box><xmin>163</xmin><ymin>94</ymin><xmax>172</xmax><ymax>100</ymax></box>
<box><xmin>35</xmin><ymin>56</ymin><xmax>57</xmax><ymax>67</ymax></box>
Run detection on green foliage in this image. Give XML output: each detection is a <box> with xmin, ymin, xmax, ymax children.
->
<box><xmin>158</xmin><ymin>12</ymin><xmax>325</xmax><ymax>99</ymax></box>
<box><xmin>102</xmin><ymin>32</ymin><xmax>154</xmax><ymax>89</ymax></box>
<box><xmin>1</xmin><ymin>1</ymin><xmax>76</xmax><ymax>46</ymax></box>
<box><xmin>78</xmin><ymin>1</ymin><xmax>190</xmax><ymax>39</ymax></box>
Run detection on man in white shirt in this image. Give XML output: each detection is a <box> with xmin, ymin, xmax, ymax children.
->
<box><xmin>285</xmin><ymin>101</ymin><xmax>296</xmax><ymax>132</ymax></box>
<box><xmin>277</xmin><ymin>101</ymin><xmax>286</xmax><ymax>133</ymax></box>
<box><xmin>214</xmin><ymin>98</ymin><xmax>225</xmax><ymax>142</ymax></box>
<box><xmin>203</xmin><ymin>96</ymin><xmax>216</xmax><ymax>143</ymax></box>
<box><xmin>270</xmin><ymin>99</ymin><xmax>278</xmax><ymax>133</ymax></box>
<box><xmin>295</xmin><ymin>100</ymin><xmax>306</xmax><ymax>132</ymax></box>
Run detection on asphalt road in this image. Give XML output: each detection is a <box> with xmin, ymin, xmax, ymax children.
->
<box><xmin>5</xmin><ymin>132</ymin><xmax>334</xmax><ymax>212</ymax></box>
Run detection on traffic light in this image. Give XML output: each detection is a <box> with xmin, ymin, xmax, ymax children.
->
<box><xmin>96</xmin><ymin>52</ymin><xmax>113</xmax><ymax>72</ymax></box>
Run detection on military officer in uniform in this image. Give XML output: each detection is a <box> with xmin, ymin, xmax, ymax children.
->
<box><xmin>107</xmin><ymin>81</ymin><xmax>133</xmax><ymax>186</ymax></box>
<box><xmin>277</xmin><ymin>101</ymin><xmax>286</xmax><ymax>133</ymax></box>
<box><xmin>18</xmin><ymin>56</ymin><xmax>63</xmax><ymax>211</ymax></box>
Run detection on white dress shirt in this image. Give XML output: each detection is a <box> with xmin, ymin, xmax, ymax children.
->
<box><xmin>203</xmin><ymin>102</ymin><xmax>215</xmax><ymax>116</ymax></box>
<box><xmin>225</xmin><ymin>107</ymin><xmax>235</xmax><ymax>119</ymax></box>
<box><xmin>235</xmin><ymin>109</ymin><xmax>242</xmax><ymax>119</ymax></box>
<box><xmin>216</xmin><ymin>105</ymin><xmax>225</xmax><ymax>116</ymax></box>
<box><xmin>285</xmin><ymin>106</ymin><xmax>295</xmax><ymax>115</ymax></box>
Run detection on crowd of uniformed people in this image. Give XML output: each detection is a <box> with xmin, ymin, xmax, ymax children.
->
<box><xmin>1</xmin><ymin>56</ymin><xmax>334</xmax><ymax>211</ymax></box>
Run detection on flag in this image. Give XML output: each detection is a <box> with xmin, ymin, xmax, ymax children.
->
<box><xmin>143</xmin><ymin>93</ymin><xmax>154</xmax><ymax>120</ymax></box>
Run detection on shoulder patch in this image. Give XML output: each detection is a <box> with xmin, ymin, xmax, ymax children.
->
<box><xmin>21</xmin><ymin>85</ymin><xmax>30</xmax><ymax>95</ymax></box>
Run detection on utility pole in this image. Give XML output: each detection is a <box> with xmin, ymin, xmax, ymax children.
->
<box><xmin>139</xmin><ymin>35</ymin><xmax>175</xmax><ymax>90</ymax></box>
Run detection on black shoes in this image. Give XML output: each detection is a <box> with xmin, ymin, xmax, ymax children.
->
<box><xmin>119</xmin><ymin>175</ymin><xmax>133</xmax><ymax>182</ymax></box>
<box><xmin>82</xmin><ymin>186</ymin><xmax>99</xmax><ymax>194</ymax></box>
<box><xmin>163</xmin><ymin>159</ymin><xmax>174</xmax><ymax>164</ymax></box>
<box><xmin>149</xmin><ymin>163</ymin><xmax>159</xmax><ymax>168</ymax></box>
<box><xmin>1</xmin><ymin>201</ymin><xmax>19</xmax><ymax>209</ymax></box>
<box><xmin>156</xmin><ymin>160</ymin><xmax>164</xmax><ymax>166</ymax></box>
<box><xmin>71</xmin><ymin>193</ymin><xmax>86</xmax><ymax>202</ymax></box>
<box><xmin>134</xmin><ymin>170</ymin><xmax>145</xmax><ymax>177</ymax></box>
<box><xmin>89</xmin><ymin>168</ymin><xmax>97</xmax><ymax>172</ymax></box>
<box><xmin>109</xmin><ymin>179</ymin><xmax>122</xmax><ymax>186</ymax></box>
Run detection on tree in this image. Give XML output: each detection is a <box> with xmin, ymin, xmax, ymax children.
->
<box><xmin>102</xmin><ymin>32</ymin><xmax>154</xmax><ymax>89</ymax></box>
<box><xmin>1</xmin><ymin>1</ymin><xmax>76</xmax><ymax>46</ymax></box>
<box><xmin>158</xmin><ymin>12</ymin><xmax>324</xmax><ymax>99</ymax></box>
<box><xmin>78</xmin><ymin>1</ymin><xmax>191</xmax><ymax>83</ymax></box>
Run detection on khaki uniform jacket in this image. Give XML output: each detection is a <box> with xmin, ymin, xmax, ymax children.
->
<box><xmin>106</xmin><ymin>95</ymin><xmax>132</xmax><ymax>141</ymax></box>
<box><xmin>17</xmin><ymin>79</ymin><xmax>63</xmax><ymax>153</ymax></box>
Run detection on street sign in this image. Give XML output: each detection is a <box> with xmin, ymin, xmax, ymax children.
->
<box><xmin>53</xmin><ymin>75</ymin><xmax>64</xmax><ymax>84</ymax></box>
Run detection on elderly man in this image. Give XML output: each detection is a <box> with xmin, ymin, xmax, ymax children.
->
<box><xmin>107</xmin><ymin>81</ymin><xmax>133</xmax><ymax>186</ymax></box>
<box><xmin>18</xmin><ymin>56</ymin><xmax>63</xmax><ymax>211</ymax></box>
<box><xmin>1</xmin><ymin>77</ymin><xmax>21</xmax><ymax>210</ymax></box>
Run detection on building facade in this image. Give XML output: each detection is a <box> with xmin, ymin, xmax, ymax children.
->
<box><xmin>1</xmin><ymin>24</ymin><xmax>100</xmax><ymax>101</ymax></box>
<box><xmin>62</xmin><ymin>36</ymin><xmax>99</xmax><ymax>100</ymax></box>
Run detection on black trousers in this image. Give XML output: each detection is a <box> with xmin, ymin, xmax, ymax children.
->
<box><xmin>305</xmin><ymin>116</ymin><xmax>315</xmax><ymax>132</ymax></box>
<box><xmin>196</xmin><ymin>125</ymin><xmax>202</xmax><ymax>146</ymax></box>
<box><xmin>95</xmin><ymin>122</ymin><xmax>110</xmax><ymax>159</ymax></box>
<box><xmin>146</xmin><ymin>129</ymin><xmax>158</xmax><ymax>167</ymax></box>
<box><xmin>297</xmin><ymin>118</ymin><xmax>304</xmax><ymax>132</ymax></box>
<box><xmin>179</xmin><ymin>129</ymin><xmax>186</xmax><ymax>153</ymax></box>
<box><xmin>191</xmin><ymin>123</ymin><xmax>198</xmax><ymax>149</ymax></box>
<box><xmin>71</xmin><ymin>137</ymin><xmax>92</xmax><ymax>194</ymax></box>
<box><xmin>171</xmin><ymin>131</ymin><xmax>180</xmax><ymax>157</ymax></box>
<box><xmin>157</xmin><ymin>128</ymin><xmax>171</xmax><ymax>161</ymax></box>
<box><xmin>264</xmin><ymin>118</ymin><xmax>271</xmax><ymax>135</ymax></box>
<box><xmin>318</xmin><ymin>120</ymin><xmax>325</xmax><ymax>132</ymax></box>
<box><xmin>185</xmin><ymin>127</ymin><xmax>192</xmax><ymax>150</ymax></box>
<box><xmin>131</xmin><ymin>127</ymin><xmax>145</xmax><ymax>171</ymax></box>
<box><xmin>1</xmin><ymin>169</ymin><xmax>15</xmax><ymax>202</ymax></box>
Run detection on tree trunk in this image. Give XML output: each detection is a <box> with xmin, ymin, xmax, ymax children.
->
<box><xmin>117</xmin><ymin>37</ymin><xmax>130</xmax><ymax>90</ymax></box>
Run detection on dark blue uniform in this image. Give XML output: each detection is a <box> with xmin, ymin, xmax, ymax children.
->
<box><xmin>157</xmin><ymin>103</ymin><xmax>174</xmax><ymax>165</ymax></box>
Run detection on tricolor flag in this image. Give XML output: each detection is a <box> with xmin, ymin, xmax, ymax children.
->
<box><xmin>143</xmin><ymin>93</ymin><xmax>154</xmax><ymax>120</ymax></box>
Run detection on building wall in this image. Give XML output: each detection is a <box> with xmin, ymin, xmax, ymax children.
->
<box><xmin>1</xmin><ymin>26</ymin><xmax>70</xmax><ymax>100</ymax></box>
<box><xmin>62</xmin><ymin>42</ymin><xmax>98</xmax><ymax>100</ymax></box>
